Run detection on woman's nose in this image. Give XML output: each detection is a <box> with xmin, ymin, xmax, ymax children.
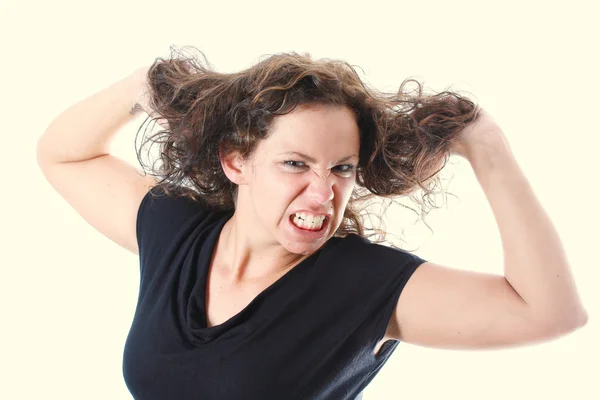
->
<box><xmin>307</xmin><ymin>169</ymin><xmax>334</xmax><ymax>204</ymax></box>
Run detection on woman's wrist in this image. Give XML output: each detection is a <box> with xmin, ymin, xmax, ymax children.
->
<box><xmin>128</xmin><ymin>66</ymin><xmax>151</xmax><ymax>114</ymax></box>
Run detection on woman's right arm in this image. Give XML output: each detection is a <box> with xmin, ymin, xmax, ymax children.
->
<box><xmin>36</xmin><ymin>67</ymin><xmax>158</xmax><ymax>255</ymax></box>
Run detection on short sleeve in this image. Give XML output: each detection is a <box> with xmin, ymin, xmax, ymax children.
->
<box><xmin>321</xmin><ymin>235</ymin><xmax>427</xmax><ymax>356</ymax></box>
<box><xmin>136</xmin><ymin>186</ymin><xmax>212</xmax><ymax>273</ymax></box>
<box><xmin>364</xmin><ymin>241</ymin><xmax>426</xmax><ymax>350</ymax></box>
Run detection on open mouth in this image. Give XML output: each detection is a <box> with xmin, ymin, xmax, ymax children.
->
<box><xmin>289</xmin><ymin>213</ymin><xmax>328</xmax><ymax>232</ymax></box>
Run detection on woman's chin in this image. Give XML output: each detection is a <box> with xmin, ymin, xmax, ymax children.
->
<box><xmin>282</xmin><ymin>241</ymin><xmax>323</xmax><ymax>256</ymax></box>
<box><xmin>279</xmin><ymin>231</ymin><xmax>328</xmax><ymax>255</ymax></box>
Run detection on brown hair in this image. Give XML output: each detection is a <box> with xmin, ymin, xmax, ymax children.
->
<box><xmin>136</xmin><ymin>45</ymin><xmax>481</xmax><ymax>245</ymax></box>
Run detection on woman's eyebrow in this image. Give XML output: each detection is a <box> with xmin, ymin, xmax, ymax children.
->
<box><xmin>278</xmin><ymin>151</ymin><xmax>358</xmax><ymax>164</ymax></box>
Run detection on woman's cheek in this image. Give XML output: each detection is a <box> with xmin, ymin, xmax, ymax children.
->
<box><xmin>274</xmin><ymin>170</ymin><xmax>304</xmax><ymax>188</ymax></box>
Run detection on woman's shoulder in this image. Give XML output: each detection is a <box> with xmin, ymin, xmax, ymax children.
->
<box><xmin>140</xmin><ymin>184</ymin><xmax>228</xmax><ymax>219</ymax></box>
<box><xmin>137</xmin><ymin>184</ymin><xmax>232</xmax><ymax>251</ymax></box>
<box><xmin>324</xmin><ymin>233</ymin><xmax>425</xmax><ymax>266</ymax></box>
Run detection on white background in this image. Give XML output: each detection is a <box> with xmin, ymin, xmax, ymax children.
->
<box><xmin>1</xmin><ymin>0</ymin><xmax>598</xmax><ymax>398</ymax></box>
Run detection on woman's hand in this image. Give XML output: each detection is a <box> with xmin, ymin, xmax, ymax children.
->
<box><xmin>450</xmin><ymin>108</ymin><xmax>510</xmax><ymax>161</ymax></box>
<box><xmin>130</xmin><ymin>65</ymin><xmax>170</xmax><ymax>129</ymax></box>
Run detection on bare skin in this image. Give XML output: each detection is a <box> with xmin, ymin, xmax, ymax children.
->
<box><xmin>387</xmin><ymin>110</ymin><xmax>587</xmax><ymax>351</ymax></box>
<box><xmin>37</xmin><ymin>68</ymin><xmax>587</xmax><ymax>358</ymax></box>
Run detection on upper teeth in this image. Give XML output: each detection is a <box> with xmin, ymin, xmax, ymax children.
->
<box><xmin>294</xmin><ymin>213</ymin><xmax>326</xmax><ymax>225</ymax></box>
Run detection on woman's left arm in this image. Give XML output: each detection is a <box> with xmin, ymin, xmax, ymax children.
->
<box><xmin>387</xmin><ymin>109</ymin><xmax>588</xmax><ymax>349</ymax></box>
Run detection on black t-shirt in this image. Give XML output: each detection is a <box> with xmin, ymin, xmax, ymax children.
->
<box><xmin>123</xmin><ymin>187</ymin><xmax>426</xmax><ymax>399</ymax></box>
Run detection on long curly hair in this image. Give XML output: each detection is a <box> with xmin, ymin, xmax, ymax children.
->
<box><xmin>135</xmin><ymin>45</ymin><xmax>480</xmax><ymax>245</ymax></box>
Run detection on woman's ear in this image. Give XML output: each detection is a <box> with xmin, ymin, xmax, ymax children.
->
<box><xmin>220</xmin><ymin>151</ymin><xmax>248</xmax><ymax>185</ymax></box>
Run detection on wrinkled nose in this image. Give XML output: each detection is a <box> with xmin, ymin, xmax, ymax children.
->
<box><xmin>313</xmin><ymin>168</ymin><xmax>331</xmax><ymax>180</ymax></box>
<box><xmin>307</xmin><ymin>168</ymin><xmax>334</xmax><ymax>204</ymax></box>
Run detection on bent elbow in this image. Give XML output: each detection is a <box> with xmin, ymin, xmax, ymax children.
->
<box><xmin>572</xmin><ymin>308</ymin><xmax>589</xmax><ymax>329</ymax></box>
<box><xmin>547</xmin><ymin>307</ymin><xmax>589</xmax><ymax>337</ymax></box>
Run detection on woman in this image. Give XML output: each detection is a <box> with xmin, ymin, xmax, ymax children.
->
<box><xmin>37</xmin><ymin>46</ymin><xmax>588</xmax><ymax>399</ymax></box>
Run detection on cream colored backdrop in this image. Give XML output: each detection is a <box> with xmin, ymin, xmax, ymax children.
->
<box><xmin>2</xmin><ymin>0</ymin><xmax>598</xmax><ymax>399</ymax></box>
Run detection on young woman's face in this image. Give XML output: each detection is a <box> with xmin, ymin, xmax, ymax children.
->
<box><xmin>235</xmin><ymin>104</ymin><xmax>360</xmax><ymax>255</ymax></box>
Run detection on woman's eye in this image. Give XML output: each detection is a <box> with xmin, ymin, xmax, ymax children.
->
<box><xmin>336</xmin><ymin>164</ymin><xmax>356</xmax><ymax>172</ymax></box>
<box><xmin>335</xmin><ymin>164</ymin><xmax>356</xmax><ymax>178</ymax></box>
<box><xmin>283</xmin><ymin>161</ymin><xmax>356</xmax><ymax>175</ymax></box>
<box><xmin>283</xmin><ymin>160</ymin><xmax>307</xmax><ymax>169</ymax></box>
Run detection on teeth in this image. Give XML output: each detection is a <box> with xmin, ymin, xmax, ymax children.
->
<box><xmin>292</xmin><ymin>213</ymin><xmax>326</xmax><ymax>230</ymax></box>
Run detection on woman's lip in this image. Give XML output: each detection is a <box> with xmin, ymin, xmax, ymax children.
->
<box><xmin>289</xmin><ymin>213</ymin><xmax>331</xmax><ymax>229</ymax></box>
<box><xmin>290</xmin><ymin>210</ymin><xmax>332</xmax><ymax>218</ymax></box>
<box><xmin>289</xmin><ymin>213</ymin><xmax>330</xmax><ymax>225</ymax></box>
<box><xmin>288</xmin><ymin>213</ymin><xmax>330</xmax><ymax>235</ymax></box>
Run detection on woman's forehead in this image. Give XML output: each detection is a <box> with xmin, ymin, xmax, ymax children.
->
<box><xmin>265</xmin><ymin>109</ymin><xmax>359</xmax><ymax>148</ymax></box>
<box><xmin>271</xmin><ymin>105</ymin><xmax>357</xmax><ymax>132</ymax></box>
<box><xmin>275</xmin><ymin>150</ymin><xmax>359</xmax><ymax>164</ymax></box>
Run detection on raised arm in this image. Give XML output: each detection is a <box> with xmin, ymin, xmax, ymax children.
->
<box><xmin>385</xmin><ymin>109</ymin><xmax>588</xmax><ymax>350</ymax></box>
<box><xmin>36</xmin><ymin>66</ymin><xmax>157</xmax><ymax>255</ymax></box>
